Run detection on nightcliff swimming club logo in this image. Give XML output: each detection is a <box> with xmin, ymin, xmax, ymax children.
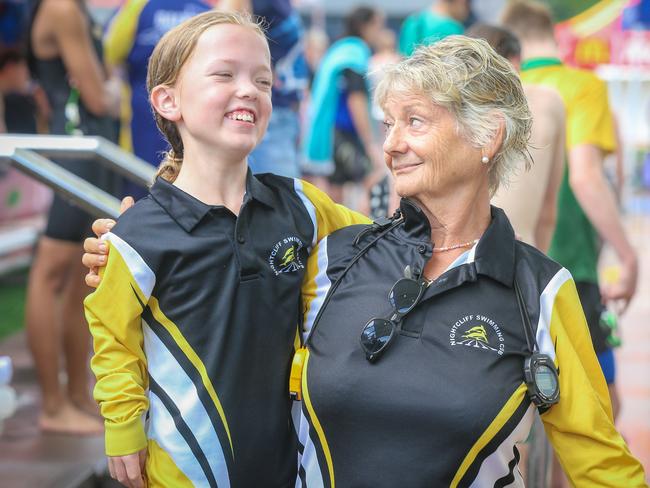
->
<box><xmin>269</xmin><ymin>236</ymin><xmax>305</xmax><ymax>275</ymax></box>
<box><xmin>449</xmin><ymin>314</ymin><xmax>505</xmax><ymax>355</ymax></box>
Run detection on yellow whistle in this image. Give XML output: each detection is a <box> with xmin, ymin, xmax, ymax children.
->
<box><xmin>289</xmin><ymin>348</ymin><xmax>307</xmax><ymax>401</ymax></box>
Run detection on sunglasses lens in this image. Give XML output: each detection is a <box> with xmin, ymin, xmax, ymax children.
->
<box><xmin>360</xmin><ymin>318</ymin><xmax>394</xmax><ymax>355</ymax></box>
<box><xmin>389</xmin><ymin>278</ymin><xmax>423</xmax><ymax>314</ymax></box>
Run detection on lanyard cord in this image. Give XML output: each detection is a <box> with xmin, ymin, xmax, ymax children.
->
<box><xmin>304</xmin><ymin>218</ymin><xmax>404</xmax><ymax>345</ymax></box>
<box><xmin>514</xmin><ymin>278</ymin><xmax>538</xmax><ymax>354</ymax></box>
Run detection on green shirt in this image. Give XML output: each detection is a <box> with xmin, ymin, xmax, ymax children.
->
<box><xmin>398</xmin><ymin>10</ymin><xmax>464</xmax><ymax>56</ymax></box>
<box><xmin>521</xmin><ymin>58</ymin><xmax>616</xmax><ymax>283</ymax></box>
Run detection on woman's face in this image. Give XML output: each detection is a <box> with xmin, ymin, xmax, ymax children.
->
<box><xmin>381</xmin><ymin>92</ymin><xmax>485</xmax><ymax>201</ymax></box>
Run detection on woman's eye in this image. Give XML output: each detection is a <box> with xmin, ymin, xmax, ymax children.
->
<box><xmin>257</xmin><ymin>79</ymin><xmax>273</xmax><ymax>88</ymax></box>
<box><xmin>382</xmin><ymin>121</ymin><xmax>393</xmax><ymax>132</ymax></box>
<box><xmin>214</xmin><ymin>72</ymin><xmax>232</xmax><ymax>79</ymax></box>
<box><xmin>409</xmin><ymin>117</ymin><xmax>423</xmax><ymax>128</ymax></box>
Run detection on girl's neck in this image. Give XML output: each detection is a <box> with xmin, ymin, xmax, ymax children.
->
<box><xmin>173</xmin><ymin>148</ymin><xmax>248</xmax><ymax>215</ymax></box>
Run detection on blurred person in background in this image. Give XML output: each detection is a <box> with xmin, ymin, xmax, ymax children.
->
<box><xmin>0</xmin><ymin>47</ymin><xmax>52</xmax><ymax>227</ymax></box>
<box><xmin>105</xmin><ymin>0</ymin><xmax>308</xmax><ymax>184</ymax></box>
<box><xmin>368</xmin><ymin>27</ymin><xmax>401</xmax><ymax>219</ymax></box>
<box><xmin>25</xmin><ymin>0</ymin><xmax>120</xmax><ymax>434</ymax></box>
<box><xmin>467</xmin><ymin>23</ymin><xmax>565</xmax><ymax>253</ymax></box>
<box><xmin>502</xmin><ymin>1</ymin><xmax>639</xmax><ymax>484</ymax></box>
<box><xmin>303</xmin><ymin>26</ymin><xmax>329</xmax><ymax>88</ymax></box>
<box><xmin>0</xmin><ymin>48</ymin><xmax>48</xmax><ymax>134</ymax></box>
<box><xmin>302</xmin><ymin>6</ymin><xmax>385</xmax><ymax>208</ymax></box>
<box><xmin>229</xmin><ymin>0</ymin><xmax>309</xmax><ymax>179</ymax></box>
<box><xmin>502</xmin><ymin>0</ymin><xmax>637</xmax><ymax>419</ymax></box>
<box><xmin>103</xmin><ymin>0</ymin><xmax>211</xmax><ymax>200</ymax></box>
<box><xmin>0</xmin><ymin>48</ymin><xmax>32</xmax><ymax>133</ymax></box>
<box><xmin>466</xmin><ymin>22</ymin><xmax>566</xmax><ymax>486</ymax></box>
<box><xmin>399</xmin><ymin>0</ymin><xmax>469</xmax><ymax>57</ymax></box>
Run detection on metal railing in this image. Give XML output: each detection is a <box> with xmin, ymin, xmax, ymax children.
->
<box><xmin>0</xmin><ymin>134</ymin><xmax>155</xmax><ymax>274</ymax></box>
<box><xmin>0</xmin><ymin>134</ymin><xmax>155</xmax><ymax>219</ymax></box>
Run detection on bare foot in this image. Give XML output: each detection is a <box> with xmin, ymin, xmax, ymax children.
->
<box><xmin>39</xmin><ymin>401</ymin><xmax>104</xmax><ymax>435</ymax></box>
<box><xmin>70</xmin><ymin>394</ymin><xmax>101</xmax><ymax>419</ymax></box>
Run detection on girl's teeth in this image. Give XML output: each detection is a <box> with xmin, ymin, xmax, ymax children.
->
<box><xmin>229</xmin><ymin>112</ymin><xmax>254</xmax><ymax>122</ymax></box>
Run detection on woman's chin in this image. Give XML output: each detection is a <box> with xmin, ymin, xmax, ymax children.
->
<box><xmin>393</xmin><ymin>176</ymin><xmax>420</xmax><ymax>200</ymax></box>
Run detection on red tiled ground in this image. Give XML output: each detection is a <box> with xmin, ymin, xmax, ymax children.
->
<box><xmin>614</xmin><ymin>213</ymin><xmax>650</xmax><ymax>479</ymax></box>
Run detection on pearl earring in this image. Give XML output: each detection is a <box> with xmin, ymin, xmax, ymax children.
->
<box><xmin>481</xmin><ymin>156</ymin><xmax>489</xmax><ymax>164</ymax></box>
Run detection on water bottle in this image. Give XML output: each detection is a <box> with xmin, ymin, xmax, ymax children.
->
<box><xmin>600</xmin><ymin>309</ymin><xmax>622</xmax><ymax>348</ymax></box>
<box><xmin>0</xmin><ymin>356</ymin><xmax>17</xmax><ymax>435</ymax></box>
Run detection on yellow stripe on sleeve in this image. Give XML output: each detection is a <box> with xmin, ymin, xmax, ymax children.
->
<box><xmin>450</xmin><ymin>383</ymin><xmax>528</xmax><ymax>487</ymax></box>
<box><xmin>103</xmin><ymin>0</ymin><xmax>148</xmax><ymax>67</ymax></box>
<box><xmin>148</xmin><ymin>297</ymin><xmax>234</xmax><ymax>458</ymax></box>
<box><xmin>301</xmin><ymin>350</ymin><xmax>335</xmax><ymax>487</ymax></box>
<box><xmin>541</xmin><ymin>277</ymin><xmax>647</xmax><ymax>486</ymax></box>
<box><xmin>84</xmin><ymin>240</ymin><xmax>149</xmax><ymax>456</ymax></box>
<box><xmin>146</xmin><ymin>438</ymin><xmax>194</xmax><ymax>488</ymax></box>
<box><xmin>297</xmin><ymin>179</ymin><xmax>370</xmax><ymax>242</ymax></box>
<box><xmin>301</xmin><ymin>239</ymin><xmax>324</xmax><ymax>339</ymax></box>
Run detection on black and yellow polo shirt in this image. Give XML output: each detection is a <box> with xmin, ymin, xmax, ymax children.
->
<box><xmin>297</xmin><ymin>200</ymin><xmax>646</xmax><ymax>487</ymax></box>
<box><xmin>84</xmin><ymin>172</ymin><xmax>368</xmax><ymax>487</ymax></box>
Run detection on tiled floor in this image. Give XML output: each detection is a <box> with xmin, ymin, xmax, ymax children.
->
<box><xmin>614</xmin><ymin>212</ymin><xmax>650</xmax><ymax>477</ymax></box>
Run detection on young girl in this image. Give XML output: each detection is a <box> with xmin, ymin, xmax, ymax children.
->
<box><xmin>84</xmin><ymin>11</ymin><xmax>366</xmax><ymax>487</ymax></box>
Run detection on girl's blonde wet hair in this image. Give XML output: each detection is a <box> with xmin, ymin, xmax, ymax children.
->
<box><xmin>375</xmin><ymin>35</ymin><xmax>533</xmax><ymax>195</ymax></box>
<box><xmin>147</xmin><ymin>10</ymin><xmax>267</xmax><ymax>182</ymax></box>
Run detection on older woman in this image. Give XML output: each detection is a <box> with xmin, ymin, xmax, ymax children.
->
<box><xmin>293</xmin><ymin>36</ymin><xmax>646</xmax><ymax>486</ymax></box>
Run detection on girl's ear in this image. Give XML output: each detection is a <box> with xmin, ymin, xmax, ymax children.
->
<box><xmin>150</xmin><ymin>84</ymin><xmax>181</xmax><ymax>122</ymax></box>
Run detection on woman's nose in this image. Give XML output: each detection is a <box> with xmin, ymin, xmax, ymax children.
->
<box><xmin>383</xmin><ymin>125</ymin><xmax>406</xmax><ymax>154</ymax></box>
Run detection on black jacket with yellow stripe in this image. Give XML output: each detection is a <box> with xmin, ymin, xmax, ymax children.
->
<box><xmin>84</xmin><ymin>173</ymin><xmax>369</xmax><ymax>488</ymax></box>
<box><xmin>298</xmin><ymin>200</ymin><xmax>646</xmax><ymax>487</ymax></box>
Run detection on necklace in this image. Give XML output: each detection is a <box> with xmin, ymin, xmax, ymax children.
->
<box><xmin>432</xmin><ymin>239</ymin><xmax>479</xmax><ymax>253</ymax></box>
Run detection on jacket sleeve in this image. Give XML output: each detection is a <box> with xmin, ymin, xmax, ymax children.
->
<box><xmin>103</xmin><ymin>0</ymin><xmax>147</xmax><ymax>68</ymax></box>
<box><xmin>84</xmin><ymin>232</ymin><xmax>154</xmax><ymax>456</ymax></box>
<box><xmin>295</xmin><ymin>179</ymin><xmax>371</xmax><ymax>244</ymax></box>
<box><xmin>539</xmin><ymin>271</ymin><xmax>647</xmax><ymax>486</ymax></box>
<box><xmin>398</xmin><ymin>14</ymin><xmax>419</xmax><ymax>57</ymax></box>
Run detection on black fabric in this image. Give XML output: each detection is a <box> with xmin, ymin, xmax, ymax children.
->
<box><xmin>30</xmin><ymin>0</ymin><xmax>119</xmax><ymax>242</ymax></box>
<box><xmin>575</xmin><ymin>281</ymin><xmax>608</xmax><ymax>354</ymax></box>
<box><xmin>111</xmin><ymin>172</ymin><xmax>316</xmax><ymax>487</ymax></box>
<box><xmin>303</xmin><ymin>203</ymin><xmax>564</xmax><ymax>486</ymax></box>
<box><xmin>369</xmin><ymin>175</ymin><xmax>391</xmax><ymax>220</ymax></box>
<box><xmin>341</xmin><ymin>68</ymin><xmax>366</xmax><ymax>94</ymax></box>
<box><xmin>329</xmin><ymin>128</ymin><xmax>371</xmax><ymax>184</ymax></box>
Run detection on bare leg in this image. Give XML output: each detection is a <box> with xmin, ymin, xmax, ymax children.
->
<box><xmin>25</xmin><ymin>237</ymin><xmax>103</xmax><ymax>434</ymax></box>
<box><xmin>328</xmin><ymin>183</ymin><xmax>344</xmax><ymax>204</ymax></box>
<box><xmin>62</xmin><ymin>254</ymin><xmax>99</xmax><ymax>417</ymax></box>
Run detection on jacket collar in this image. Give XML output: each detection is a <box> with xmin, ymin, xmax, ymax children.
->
<box><xmin>150</xmin><ymin>169</ymin><xmax>276</xmax><ymax>233</ymax></box>
<box><xmin>399</xmin><ymin>199</ymin><xmax>516</xmax><ymax>287</ymax></box>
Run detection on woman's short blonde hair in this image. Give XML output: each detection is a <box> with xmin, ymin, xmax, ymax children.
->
<box><xmin>147</xmin><ymin>10</ymin><xmax>267</xmax><ymax>182</ymax></box>
<box><xmin>375</xmin><ymin>35</ymin><xmax>532</xmax><ymax>194</ymax></box>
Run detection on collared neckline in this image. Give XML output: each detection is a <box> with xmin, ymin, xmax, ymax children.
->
<box><xmin>398</xmin><ymin>199</ymin><xmax>516</xmax><ymax>287</ymax></box>
<box><xmin>472</xmin><ymin>206</ymin><xmax>515</xmax><ymax>287</ymax></box>
<box><xmin>149</xmin><ymin>169</ymin><xmax>276</xmax><ymax>233</ymax></box>
<box><xmin>520</xmin><ymin>57</ymin><xmax>563</xmax><ymax>72</ymax></box>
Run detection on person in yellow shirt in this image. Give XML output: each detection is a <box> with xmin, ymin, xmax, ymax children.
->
<box><xmin>502</xmin><ymin>2</ymin><xmax>640</xmax><ymax>485</ymax></box>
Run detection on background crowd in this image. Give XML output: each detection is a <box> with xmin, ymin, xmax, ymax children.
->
<box><xmin>0</xmin><ymin>0</ymin><xmax>649</xmax><ymax>486</ymax></box>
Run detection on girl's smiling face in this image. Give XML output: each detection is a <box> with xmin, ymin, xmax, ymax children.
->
<box><xmin>159</xmin><ymin>24</ymin><xmax>273</xmax><ymax>163</ymax></box>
